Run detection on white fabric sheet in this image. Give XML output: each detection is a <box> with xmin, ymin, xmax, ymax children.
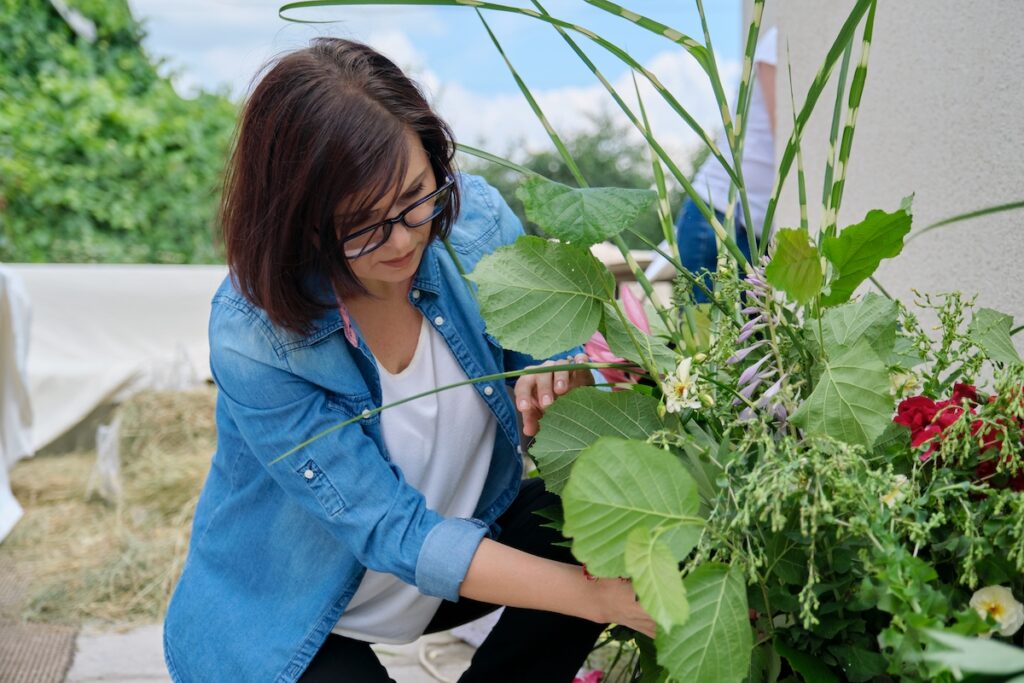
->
<box><xmin>5</xmin><ymin>264</ymin><xmax>227</xmax><ymax>453</ymax></box>
<box><xmin>1</xmin><ymin>266</ymin><xmax>33</xmax><ymax>541</ymax></box>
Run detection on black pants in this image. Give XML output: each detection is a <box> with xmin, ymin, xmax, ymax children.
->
<box><xmin>300</xmin><ymin>478</ymin><xmax>606</xmax><ymax>682</ymax></box>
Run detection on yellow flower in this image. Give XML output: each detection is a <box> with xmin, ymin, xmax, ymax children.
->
<box><xmin>663</xmin><ymin>356</ymin><xmax>701</xmax><ymax>414</ymax></box>
<box><xmin>970</xmin><ymin>586</ymin><xmax>1024</xmax><ymax>637</ymax></box>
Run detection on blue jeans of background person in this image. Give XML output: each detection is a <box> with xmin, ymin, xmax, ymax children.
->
<box><xmin>675</xmin><ymin>198</ymin><xmax>754</xmax><ymax>303</ymax></box>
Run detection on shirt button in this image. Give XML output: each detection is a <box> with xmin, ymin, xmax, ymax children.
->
<box><xmin>411</xmin><ymin>289</ymin><xmax>421</xmax><ymax>300</ymax></box>
<box><xmin>361</xmin><ymin>409</ymin><xmax>372</xmax><ymax>419</ymax></box>
<box><xmin>303</xmin><ymin>469</ymin><xmax>315</xmax><ymax>480</ymax></box>
<box><xmin>434</xmin><ymin>316</ymin><xmax>445</xmax><ymax>326</ymax></box>
<box><xmin>483</xmin><ymin>385</ymin><xmax>494</xmax><ymax>396</ymax></box>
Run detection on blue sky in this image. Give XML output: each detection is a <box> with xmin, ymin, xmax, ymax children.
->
<box><xmin>127</xmin><ymin>0</ymin><xmax>741</xmax><ymax>160</ymax></box>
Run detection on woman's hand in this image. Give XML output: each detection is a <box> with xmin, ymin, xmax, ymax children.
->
<box><xmin>595</xmin><ymin>578</ymin><xmax>656</xmax><ymax>639</ymax></box>
<box><xmin>514</xmin><ymin>353</ymin><xmax>593</xmax><ymax>437</ymax></box>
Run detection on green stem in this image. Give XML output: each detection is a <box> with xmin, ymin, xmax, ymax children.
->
<box><xmin>271</xmin><ymin>361</ymin><xmax>631</xmax><ymax>464</ymax></box>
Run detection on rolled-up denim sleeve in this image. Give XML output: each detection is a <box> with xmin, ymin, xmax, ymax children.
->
<box><xmin>210</xmin><ymin>301</ymin><xmax>485</xmax><ymax>601</ymax></box>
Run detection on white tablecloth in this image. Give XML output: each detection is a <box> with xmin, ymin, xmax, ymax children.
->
<box><xmin>0</xmin><ymin>266</ymin><xmax>32</xmax><ymax>541</ymax></box>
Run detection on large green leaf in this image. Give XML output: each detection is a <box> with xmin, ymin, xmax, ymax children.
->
<box><xmin>774</xmin><ymin>639</ymin><xmax>841</xmax><ymax>683</ymax></box>
<box><xmin>817</xmin><ymin>292</ymin><xmax>899</xmax><ymax>360</ymax></box>
<box><xmin>921</xmin><ymin>629</ymin><xmax>1024</xmax><ymax>676</ymax></box>
<box><xmin>467</xmin><ymin>235</ymin><xmax>614</xmax><ymax>358</ymax></box>
<box><xmin>601</xmin><ymin>303</ymin><xmax>676</xmax><ymax>374</ymax></box>
<box><xmin>625</xmin><ymin>526</ymin><xmax>690</xmax><ymax>631</ymax></box>
<box><xmin>656</xmin><ymin>563</ymin><xmax>751</xmax><ymax>683</ymax></box>
<box><xmin>517</xmin><ymin>175</ymin><xmax>656</xmax><ymax>246</ymax></box>
<box><xmin>531</xmin><ymin>388</ymin><xmax>663</xmax><ymax>495</ymax></box>
<box><xmin>790</xmin><ymin>338</ymin><xmax>893</xmax><ymax>448</ymax></box>
<box><xmin>562</xmin><ymin>437</ymin><xmax>702</xmax><ymax>578</ymax></box>
<box><xmin>764</xmin><ymin>228</ymin><xmax>823</xmax><ymax>305</ymax></box>
<box><xmin>828</xmin><ymin>644</ymin><xmax>888</xmax><ymax>682</ymax></box>
<box><xmin>820</xmin><ymin>199</ymin><xmax>913</xmax><ymax>306</ymax></box>
<box><xmin>968</xmin><ymin>307</ymin><xmax>1022</xmax><ymax>366</ymax></box>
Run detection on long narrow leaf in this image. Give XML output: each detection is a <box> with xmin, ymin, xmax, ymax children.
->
<box><xmin>279</xmin><ymin>0</ymin><xmax>741</xmax><ymax>189</ymax></box>
<box><xmin>821</xmin><ymin>43</ymin><xmax>853</xmax><ymax>214</ymax></box>
<box><xmin>786</xmin><ymin>47</ymin><xmax>809</xmax><ymax>232</ymax></box>
<box><xmin>761</xmin><ymin>0</ymin><xmax>874</xmax><ymax>248</ymax></box>
<box><xmin>824</xmin><ymin>0</ymin><xmax>877</xmax><ymax>236</ymax></box>
<box><xmin>907</xmin><ymin>200</ymin><xmax>1024</xmax><ymax>244</ymax></box>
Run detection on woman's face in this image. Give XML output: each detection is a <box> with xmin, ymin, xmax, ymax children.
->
<box><xmin>340</xmin><ymin>133</ymin><xmax>437</xmax><ymax>294</ymax></box>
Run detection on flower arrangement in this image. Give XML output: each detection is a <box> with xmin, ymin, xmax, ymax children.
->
<box><xmin>282</xmin><ymin>0</ymin><xmax>1024</xmax><ymax>679</ymax></box>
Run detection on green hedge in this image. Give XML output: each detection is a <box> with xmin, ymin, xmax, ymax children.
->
<box><xmin>0</xmin><ymin>0</ymin><xmax>237</xmax><ymax>263</ymax></box>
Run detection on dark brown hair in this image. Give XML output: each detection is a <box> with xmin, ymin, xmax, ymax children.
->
<box><xmin>220</xmin><ymin>37</ymin><xmax>460</xmax><ymax>334</ymax></box>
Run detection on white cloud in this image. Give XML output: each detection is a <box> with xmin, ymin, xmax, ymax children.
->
<box><xmin>128</xmin><ymin>0</ymin><xmax>740</xmax><ymax>170</ymax></box>
<box><xmin>431</xmin><ymin>47</ymin><xmax>741</xmax><ymax>170</ymax></box>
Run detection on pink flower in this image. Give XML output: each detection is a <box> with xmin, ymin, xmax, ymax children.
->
<box><xmin>619</xmin><ymin>285</ymin><xmax>650</xmax><ymax>334</ymax></box>
<box><xmin>583</xmin><ymin>287</ymin><xmax>652</xmax><ymax>388</ymax></box>
<box><xmin>584</xmin><ymin>331</ymin><xmax>634</xmax><ymax>387</ymax></box>
<box><xmin>574</xmin><ymin>671</ymin><xmax>604</xmax><ymax>683</ymax></box>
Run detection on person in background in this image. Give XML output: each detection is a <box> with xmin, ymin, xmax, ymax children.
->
<box><xmin>646</xmin><ymin>27</ymin><xmax>777</xmax><ymax>295</ymax></box>
<box><xmin>162</xmin><ymin>38</ymin><xmax>654</xmax><ymax>683</ymax></box>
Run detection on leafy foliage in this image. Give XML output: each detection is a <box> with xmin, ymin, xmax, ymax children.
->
<box><xmin>0</xmin><ymin>0</ymin><xmax>236</xmax><ymax>263</ymax></box>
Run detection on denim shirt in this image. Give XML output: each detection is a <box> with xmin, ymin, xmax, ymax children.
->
<box><xmin>163</xmin><ymin>174</ymin><xmax>574</xmax><ymax>682</ymax></box>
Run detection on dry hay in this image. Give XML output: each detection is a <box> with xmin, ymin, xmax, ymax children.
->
<box><xmin>1</xmin><ymin>387</ymin><xmax>217</xmax><ymax>626</ymax></box>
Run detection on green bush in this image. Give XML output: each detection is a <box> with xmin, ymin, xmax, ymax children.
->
<box><xmin>0</xmin><ymin>0</ymin><xmax>237</xmax><ymax>263</ymax></box>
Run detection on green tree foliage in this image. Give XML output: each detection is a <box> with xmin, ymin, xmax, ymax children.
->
<box><xmin>0</xmin><ymin>0</ymin><xmax>237</xmax><ymax>263</ymax></box>
<box><xmin>464</xmin><ymin>111</ymin><xmax>708</xmax><ymax>250</ymax></box>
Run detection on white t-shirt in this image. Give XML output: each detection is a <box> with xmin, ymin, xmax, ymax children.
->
<box><xmin>691</xmin><ymin>26</ymin><xmax>778</xmax><ymax>236</ymax></box>
<box><xmin>331</xmin><ymin>316</ymin><xmax>496</xmax><ymax>644</ymax></box>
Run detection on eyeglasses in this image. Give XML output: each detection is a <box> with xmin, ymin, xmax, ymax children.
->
<box><xmin>341</xmin><ymin>177</ymin><xmax>454</xmax><ymax>259</ymax></box>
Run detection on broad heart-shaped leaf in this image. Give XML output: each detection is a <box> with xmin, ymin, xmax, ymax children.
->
<box><xmin>790</xmin><ymin>338</ymin><xmax>893</xmax><ymax>448</ymax></box>
<box><xmin>601</xmin><ymin>304</ymin><xmax>676</xmax><ymax>374</ymax></box>
<box><xmin>817</xmin><ymin>293</ymin><xmax>899</xmax><ymax>360</ymax></box>
<box><xmin>562</xmin><ymin>437</ymin><xmax>702</xmax><ymax>578</ymax></box>
<box><xmin>467</xmin><ymin>236</ymin><xmax>614</xmax><ymax>358</ymax></box>
<box><xmin>968</xmin><ymin>307</ymin><xmax>1023</xmax><ymax>365</ymax></box>
<box><xmin>821</xmin><ymin>198</ymin><xmax>913</xmax><ymax>306</ymax></box>
<box><xmin>765</xmin><ymin>228</ymin><xmax>823</xmax><ymax>305</ymax></box>
<box><xmin>516</xmin><ymin>176</ymin><xmax>657</xmax><ymax>246</ymax></box>
<box><xmin>656</xmin><ymin>563</ymin><xmax>751</xmax><ymax>683</ymax></box>
<box><xmin>530</xmin><ymin>388</ymin><xmax>663</xmax><ymax>495</ymax></box>
<box><xmin>625</xmin><ymin>526</ymin><xmax>691</xmax><ymax>631</ymax></box>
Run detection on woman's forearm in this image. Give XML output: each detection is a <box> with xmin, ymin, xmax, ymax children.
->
<box><xmin>459</xmin><ymin>538</ymin><xmax>605</xmax><ymax>622</ymax></box>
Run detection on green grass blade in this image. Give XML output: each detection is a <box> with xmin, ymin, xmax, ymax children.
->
<box><xmin>580</xmin><ymin>0</ymin><xmax>711</xmax><ymax>72</ymax></box>
<box><xmin>455</xmin><ymin>143</ymin><xmax>536</xmax><ymax>176</ymax></box>
<box><xmin>475</xmin><ymin>9</ymin><xmax>585</xmax><ymax>186</ymax></box>
<box><xmin>907</xmin><ymin>200</ymin><xmax>1024</xmax><ymax>244</ymax></box>
<box><xmin>822</xmin><ymin>43</ymin><xmax>853</xmax><ymax>215</ymax></box>
<box><xmin>696</xmin><ymin>0</ymin><xmax>756</xmax><ymax>243</ymax></box>
<box><xmin>760</xmin><ymin>0</ymin><xmax>873</xmax><ymax>250</ymax></box>
<box><xmin>824</xmin><ymin>0</ymin><xmax>877</xmax><ymax>236</ymax></box>
<box><xmin>786</xmin><ymin>47</ymin><xmax>809</xmax><ymax>232</ymax></box>
<box><xmin>279</xmin><ymin>0</ymin><xmax>741</xmax><ymax>190</ymax></box>
<box><xmin>525</xmin><ymin>0</ymin><xmax>748</xmax><ymax>271</ymax></box>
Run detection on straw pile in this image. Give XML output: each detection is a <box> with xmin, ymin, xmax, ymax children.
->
<box><xmin>2</xmin><ymin>387</ymin><xmax>217</xmax><ymax>625</ymax></box>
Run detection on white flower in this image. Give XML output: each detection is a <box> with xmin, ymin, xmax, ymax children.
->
<box><xmin>881</xmin><ymin>474</ymin><xmax>908</xmax><ymax>509</ymax></box>
<box><xmin>663</xmin><ymin>356</ymin><xmax>702</xmax><ymax>414</ymax></box>
<box><xmin>970</xmin><ymin>586</ymin><xmax>1024</xmax><ymax>637</ymax></box>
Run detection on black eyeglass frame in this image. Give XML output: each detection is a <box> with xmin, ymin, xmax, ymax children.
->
<box><xmin>341</xmin><ymin>177</ymin><xmax>455</xmax><ymax>259</ymax></box>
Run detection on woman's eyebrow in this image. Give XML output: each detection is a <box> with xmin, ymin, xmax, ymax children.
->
<box><xmin>398</xmin><ymin>168</ymin><xmax>428</xmax><ymax>199</ymax></box>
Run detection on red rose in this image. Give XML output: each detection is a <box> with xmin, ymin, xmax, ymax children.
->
<box><xmin>894</xmin><ymin>396</ymin><xmax>939</xmax><ymax>432</ymax></box>
<box><xmin>952</xmin><ymin>383</ymin><xmax>979</xmax><ymax>404</ymax></box>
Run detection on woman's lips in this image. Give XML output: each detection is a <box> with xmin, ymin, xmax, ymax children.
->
<box><xmin>380</xmin><ymin>250</ymin><xmax>415</xmax><ymax>267</ymax></box>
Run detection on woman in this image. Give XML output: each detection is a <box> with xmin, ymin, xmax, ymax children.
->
<box><xmin>163</xmin><ymin>38</ymin><xmax>653</xmax><ymax>682</ymax></box>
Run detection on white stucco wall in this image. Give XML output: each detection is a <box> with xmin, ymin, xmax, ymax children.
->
<box><xmin>770</xmin><ymin>2</ymin><xmax>1024</xmax><ymax>346</ymax></box>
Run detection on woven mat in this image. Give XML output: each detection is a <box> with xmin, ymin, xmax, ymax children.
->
<box><xmin>0</xmin><ymin>558</ymin><xmax>78</xmax><ymax>683</ymax></box>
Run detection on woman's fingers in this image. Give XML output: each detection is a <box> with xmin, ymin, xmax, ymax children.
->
<box><xmin>514</xmin><ymin>356</ymin><xmax>589</xmax><ymax>436</ymax></box>
<box><xmin>532</xmin><ymin>361</ymin><xmax>556</xmax><ymax>408</ymax></box>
